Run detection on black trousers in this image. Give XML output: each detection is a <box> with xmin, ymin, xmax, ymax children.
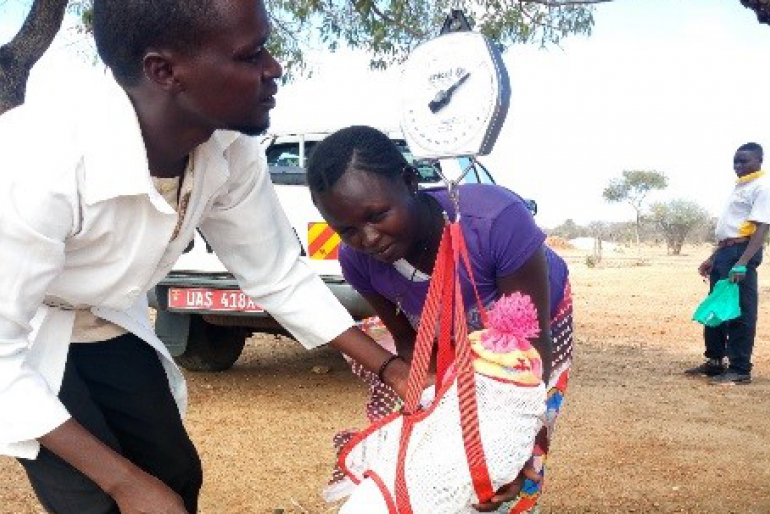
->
<box><xmin>704</xmin><ymin>243</ymin><xmax>762</xmax><ymax>374</ymax></box>
<box><xmin>18</xmin><ymin>334</ymin><xmax>202</xmax><ymax>513</ymax></box>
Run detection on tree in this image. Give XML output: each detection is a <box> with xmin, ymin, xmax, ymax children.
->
<box><xmin>649</xmin><ymin>199</ymin><xmax>709</xmax><ymax>255</ymax></box>
<box><xmin>602</xmin><ymin>170</ymin><xmax>668</xmax><ymax>250</ymax></box>
<box><xmin>742</xmin><ymin>0</ymin><xmax>770</xmax><ymax>24</ymax></box>
<box><xmin>587</xmin><ymin>220</ymin><xmax>608</xmax><ymax>262</ymax></box>
<box><xmin>0</xmin><ymin>0</ymin><xmax>611</xmax><ymax>115</ymax></box>
<box><xmin>550</xmin><ymin>218</ymin><xmax>583</xmax><ymax>240</ymax></box>
<box><xmin>0</xmin><ymin>0</ymin><xmax>69</xmax><ymax>113</ymax></box>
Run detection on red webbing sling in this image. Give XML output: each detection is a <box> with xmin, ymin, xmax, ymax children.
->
<box><xmin>393</xmin><ymin>221</ymin><xmax>494</xmax><ymax>513</ymax></box>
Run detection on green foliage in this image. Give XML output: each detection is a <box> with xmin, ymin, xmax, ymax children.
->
<box><xmin>602</xmin><ymin>169</ymin><xmax>668</xmax><ymax>249</ymax></box>
<box><xmin>649</xmin><ymin>199</ymin><xmax>709</xmax><ymax>255</ymax></box>
<box><xmin>602</xmin><ymin>170</ymin><xmax>668</xmax><ymax>208</ymax></box>
<box><xmin>550</xmin><ymin>218</ymin><xmax>583</xmax><ymax>239</ymax></box>
<box><xmin>68</xmin><ymin>1</ymin><xmax>93</xmax><ymax>33</ymax></box>
<box><xmin>270</xmin><ymin>0</ymin><xmax>599</xmax><ymax>77</ymax></box>
<box><xmin>69</xmin><ymin>0</ymin><xmax>601</xmax><ymax>79</ymax></box>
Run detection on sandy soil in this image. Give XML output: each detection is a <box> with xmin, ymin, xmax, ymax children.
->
<box><xmin>2</xmin><ymin>244</ymin><xmax>769</xmax><ymax>514</ymax></box>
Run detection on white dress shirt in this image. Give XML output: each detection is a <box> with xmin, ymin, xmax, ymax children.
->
<box><xmin>0</xmin><ymin>74</ymin><xmax>354</xmax><ymax>459</ymax></box>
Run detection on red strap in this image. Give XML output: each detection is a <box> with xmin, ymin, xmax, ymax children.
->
<box><xmin>394</xmin><ymin>222</ymin><xmax>495</xmax><ymax>511</ymax></box>
<box><xmin>401</xmin><ymin>224</ymin><xmax>451</xmax><ymax>414</ymax></box>
<box><xmin>453</xmin><ymin>223</ymin><xmax>488</xmax><ymax>327</ymax></box>
<box><xmin>394</xmin><ymin>420</ymin><xmax>417</xmax><ymax>514</ymax></box>
<box><xmin>449</xmin><ymin>224</ymin><xmax>494</xmax><ymax>503</ymax></box>
<box><xmin>434</xmin><ymin>238</ymin><xmax>456</xmax><ymax>389</ymax></box>
<box><xmin>395</xmin><ymin>225</ymin><xmax>452</xmax><ymax>514</ymax></box>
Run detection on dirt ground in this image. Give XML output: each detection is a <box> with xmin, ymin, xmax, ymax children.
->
<box><xmin>2</xmin><ymin>244</ymin><xmax>769</xmax><ymax>514</ymax></box>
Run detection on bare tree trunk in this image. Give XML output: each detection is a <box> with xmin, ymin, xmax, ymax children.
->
<box><xmin>634</xmin><ymin>209</ymin><xmax>642</xmax><ymax>259</ymax></box>
<box><xmin>0</xmin><ymin>0</ymin><xmax>70</xmax><ymax>115</ymax></box>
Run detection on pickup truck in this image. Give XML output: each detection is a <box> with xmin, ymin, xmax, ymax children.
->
<box><xmin>152</xmin><ymin>131</ymin><xmax>501</xmax><ymax>371</ymax></box>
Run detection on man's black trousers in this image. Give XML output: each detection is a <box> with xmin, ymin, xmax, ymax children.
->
<box><xmin>18</xmin><ymin>333</ymin><xmax>202</xmax><ymax>513</ymax></box>
<box><xmin>704</xmin><ymin>242</ymin><xmax>762</xmax><ymax>374</ymax></box>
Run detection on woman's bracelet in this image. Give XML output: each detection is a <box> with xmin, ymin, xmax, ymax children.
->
<box><xmin>377</xmin><ymin>354</ymin><xmax>403</xmax><ymax>383</ymax></box>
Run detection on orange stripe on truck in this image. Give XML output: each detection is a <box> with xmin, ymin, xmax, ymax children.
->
<box><xmin>308</xmin><ymin>222</ymin><xmax>341</xmax><ymax>260</ymax></box>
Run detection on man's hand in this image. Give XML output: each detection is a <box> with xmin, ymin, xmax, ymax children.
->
<box><xmin>471</xmin><ymin>461</ymin><xmax>541</xmax><ymax>512</ymax></box>
<box><xmin>698</xmin><ymin>258</ymin><xmax>714</xmax><ymax>278</ymax></box>
<box><xmin>110</xmin><ymin>468</ymin><xmax>188</xmax><ymax>514</ymax></box>
<box><xmin>39</xmin><ymin>420</ymin><xmax>188</xmax><ymax>514</ymax></box>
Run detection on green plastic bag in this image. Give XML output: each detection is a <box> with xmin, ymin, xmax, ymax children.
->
<box><xmin>692</xmin><ymin>279</ymin><xmax>741</xmax><ymax>327</ymax></box>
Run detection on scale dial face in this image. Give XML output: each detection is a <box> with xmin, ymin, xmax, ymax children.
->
<box><xmin>400</xmin><ymin>31</ymin><xmax>509</xmax><ymax>161</ymax></box>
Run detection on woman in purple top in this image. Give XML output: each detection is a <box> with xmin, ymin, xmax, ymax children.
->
<box><xmin>308</xmin><ymin>126</ymin><xmax>572</xmax><ymax>513</ymax></box>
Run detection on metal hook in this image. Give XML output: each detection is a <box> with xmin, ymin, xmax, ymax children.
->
<box><xmin>440</xmin><ymin>8</ymin><xmax>472</xmax><ymax>35</ymax></box>
<box><xmin>424</xmin><ymin>157</ymin><xmax>478</xmax><ymax>222</ymax></box>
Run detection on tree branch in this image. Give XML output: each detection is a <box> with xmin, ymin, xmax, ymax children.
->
<box><xmin>518</xmin><ymin>1</ymin><xmax>565</xmax><ymax>32</ymax></box>
<box><xmin>521</xmin><ymin>0</ymin><xmax>613</xmax><ymax>5</ymax></box>
<box><xmin>741</xmin><ymin>0</ymin><xmax>770</xmax><ymax>25</ymax></box>
<box><xmin>268</xmin><ymin>12</ymin><xmax>302</xmax><ymax>47</ymax></box>
<box><xmin>3</xmin><ymin>0</ymin><xmax>70</xmax><ymax>69</ymax></box>
<box><xmin>350</xmin><ymin>0</ymin><xmax>423</xmax><ymax>39</ymax></box>
<box><xmin>0</xmin><ymin>0</ymin><xmax>71</xmax><ymax>113</ymax></box>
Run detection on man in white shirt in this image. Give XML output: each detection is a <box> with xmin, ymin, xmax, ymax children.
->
<box><xmin>0</xmin><ymin>0</ymin><xmax>410</xmax><ymax>512</ymax></box>
<box><xmin>687</xmin><ymin>142</ymin><xmax>769</xmax><ymax>385</ymax></box>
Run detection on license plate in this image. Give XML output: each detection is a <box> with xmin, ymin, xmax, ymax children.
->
<box><xmin>167</xmin><ymin>287</ymin><xmax>264</xmax><ymax>313</ymax></box>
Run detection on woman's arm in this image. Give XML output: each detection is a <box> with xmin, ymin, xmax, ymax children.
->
<box><xmin>496</xmin><ymin>245</ymin><xmax>553</xmax><ymax>382</ymax></box>
<box><xmin>360</xmin><ymin>292</ymin><xmax>418</xmax><ymax>360</ymax></box>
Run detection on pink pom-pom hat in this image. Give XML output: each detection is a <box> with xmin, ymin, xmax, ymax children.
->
<box><xmin>480</xmin><ymin>292</ymin><xmax>540</xmax><ymax>353</ymax></box>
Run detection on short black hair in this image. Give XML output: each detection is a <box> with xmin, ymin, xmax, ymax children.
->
<box><xmin>93</xmin><ymin>0</ymin><xmax>217</xmax><ymax>86</ymax></box>
<box><xmin>306</xmin><ymin>126</ymin><xmax>409</xmax><ymax>194</ymax></box>
<box><xmin>737</xmin><ymin>142</ymin><xmax>764</xmax><ymax>161</ymax></box>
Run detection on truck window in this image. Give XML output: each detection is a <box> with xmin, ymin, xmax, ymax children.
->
<box><xmin>266</xmin><ymin>143</ymin><xmax>300</xmax><ymax>167</ymax></box>
<box><xmin>393</xmin><ymin>140</ymin><xmax>442</xmax><ymax>184</ymax></box>
<box><xmin>266</xmin><ymin>137</ymin><xmax>442</xmax><ymax>185</ymax></box>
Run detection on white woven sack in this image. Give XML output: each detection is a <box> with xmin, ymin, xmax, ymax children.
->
<box><xmin>338</xmin><ymin>375</ymin><xmax>545</xmax><ymax>514</ymax></box>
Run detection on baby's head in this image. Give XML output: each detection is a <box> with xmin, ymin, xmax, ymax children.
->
<box><xmin>470</xmin><ymin>293</ymin><xmax>543</xmax><ymax>386</ymax></box>
<box><xmin>307</xmin><ymin>126</ymin><xmax>425</xmax><ymax>264</ymax></box>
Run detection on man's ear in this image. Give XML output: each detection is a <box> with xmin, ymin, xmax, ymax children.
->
<box><xmin>142</xmin><ymin>51</ymin><xmax>183</xmax><ymax>92</ymax></box>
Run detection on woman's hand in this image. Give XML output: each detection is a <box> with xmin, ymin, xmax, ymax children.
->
<box><xmin>471</xmin><ymin>461</ymin><xmax>541</xmax><ymax>512</ymax></box>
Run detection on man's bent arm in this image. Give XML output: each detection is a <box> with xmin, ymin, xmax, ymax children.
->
<box><xmin>40</xmin><ymin>421</ymin><xmax>187</xmax><ymax>513</ymax></box>
<box><xmin>736</xmin><ymin>222</ymin><xmax>768</xmax><ymax>266</ymax></box>
<box><xmin>329</xmin><ymin>327</ymin><xmax>410</xmax><ymax>398</ymax></box>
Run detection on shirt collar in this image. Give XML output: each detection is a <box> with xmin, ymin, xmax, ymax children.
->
<box><xmin>78</xmin><ymin>73</ymin><xmax>240</xmax><ymax>208</ymax></box>
<box><xmin>737</xmin><ymin>170</ymin><xmax>765</xmax><ymax>184</ymax></box>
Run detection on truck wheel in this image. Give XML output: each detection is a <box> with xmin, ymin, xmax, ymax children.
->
<box><xmin>174</xmin><ymin>316</ymin><xmax>249</xmax><ymax>372</ymax></box>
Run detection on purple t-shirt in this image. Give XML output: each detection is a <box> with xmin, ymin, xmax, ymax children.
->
<box><xmin>340</xmin><ymin>184</ymin><xmax>569</xmax><ymax>329</ymax></box>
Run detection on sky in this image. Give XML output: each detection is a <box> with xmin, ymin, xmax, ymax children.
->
<box><xmin>2</xmin><ymin>0</ymin><xmax>770</xmax><ymax>228</ymax></box>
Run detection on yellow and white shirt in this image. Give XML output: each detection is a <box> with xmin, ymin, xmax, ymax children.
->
<box><xmin>715</xmin><ymin>171</ymin><xmax>770</xmax><ymax>241</ymax></box>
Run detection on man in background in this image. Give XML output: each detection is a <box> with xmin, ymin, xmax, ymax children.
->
<box><xmin>688</xmin><ymin>142</ymin><xmax>768</xmax><ymax>385</ymax></box>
